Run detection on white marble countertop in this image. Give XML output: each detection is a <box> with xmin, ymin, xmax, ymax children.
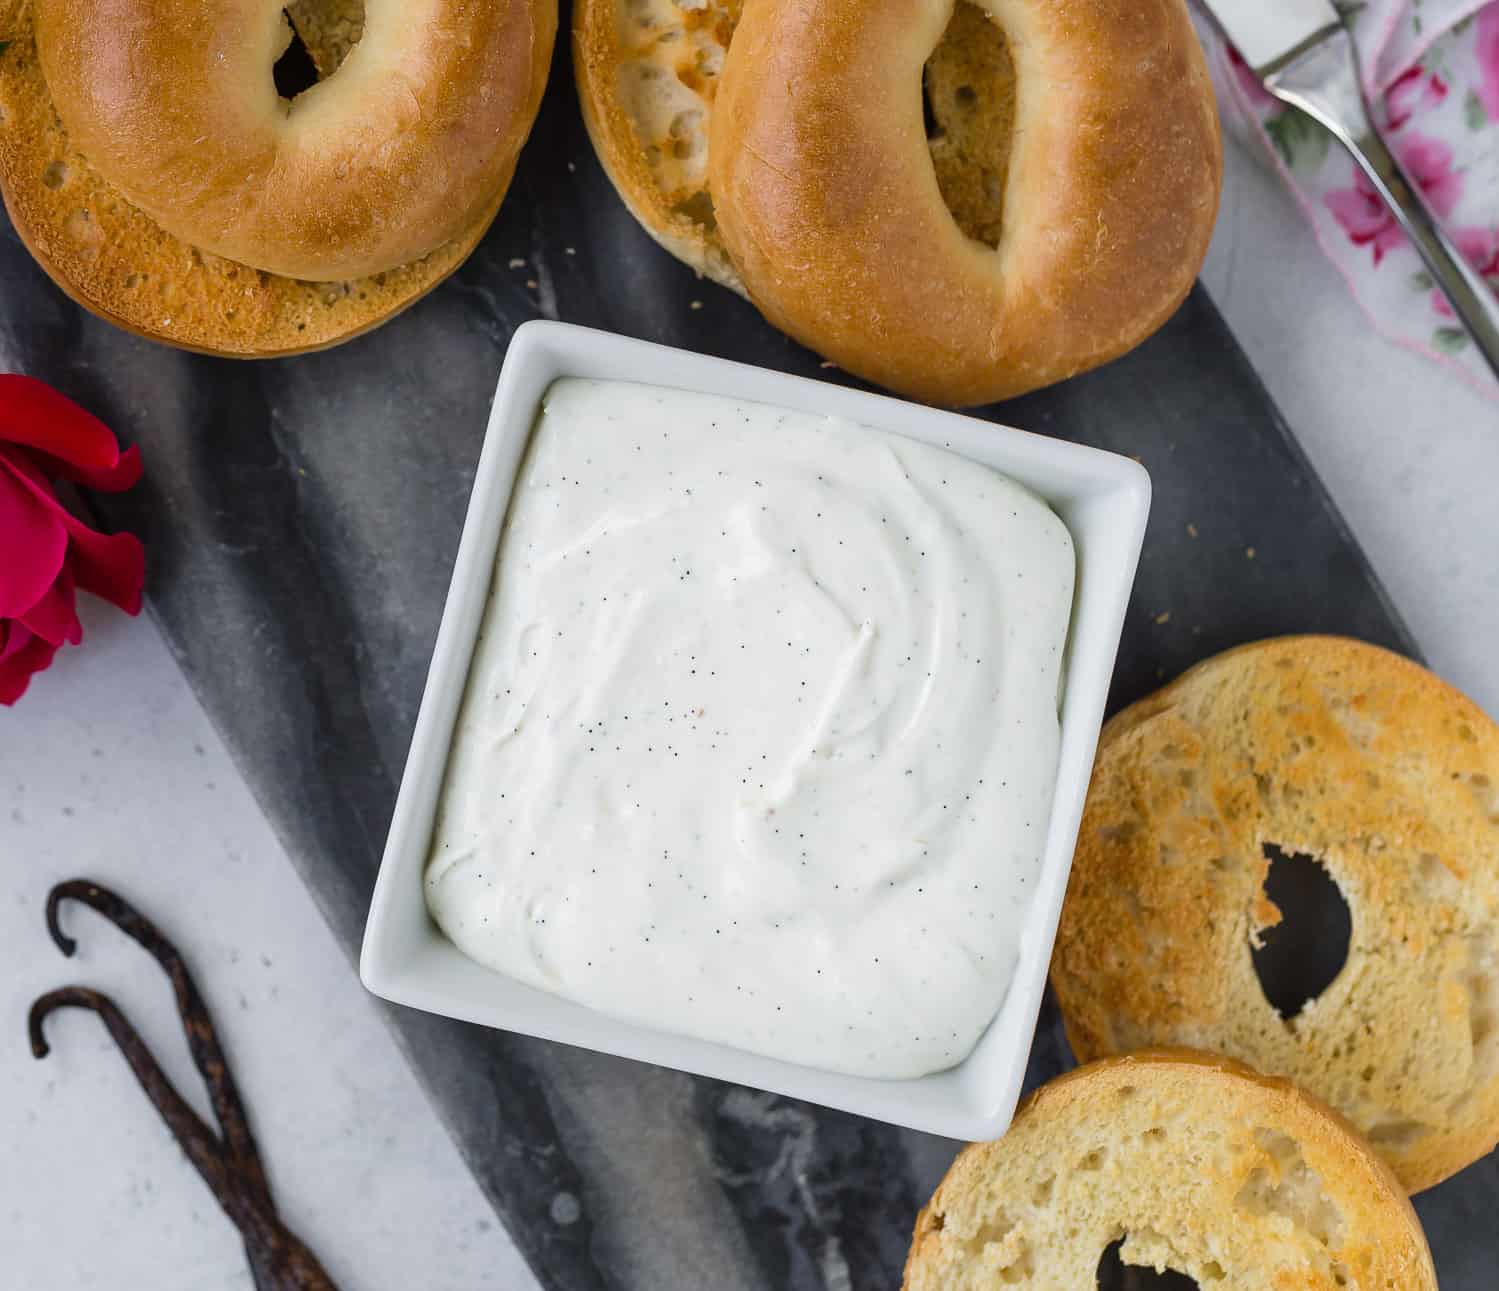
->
<box><xmin>2</xmin><ymin>131</ymin><xmax>1495</xmax><ymax>1289</ymax></box>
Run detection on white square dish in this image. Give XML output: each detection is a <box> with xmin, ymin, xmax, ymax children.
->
<box><xmin>360</xmin><ymin>320</ymin><xmax>1150</xmax><ymax>1141</ymax></box>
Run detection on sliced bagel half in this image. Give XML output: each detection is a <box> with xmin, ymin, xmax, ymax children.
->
<box><xmin>905</xmin><ymin>1051</ymin><xmax>1437</xmax><ymax>1290</ymax></box>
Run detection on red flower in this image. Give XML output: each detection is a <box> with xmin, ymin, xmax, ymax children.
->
<box><xmin>0</xmin><ymin>376</ymin><xmax>144</xmax><ymax>705</ymax></box>
<box><xmin>1324</xmin><ymin>132</ymin><xmax>1464</xmax><ymax>265</ymax></box>
<box><xmin>1324</xmin><ymin>168</ymin><xmax>1407</xmax><ymax>264</ymax></box>
<box><xmin>1382</xmin><ymin>66</ymin><xmax>1449</xmax><ymax>133</ymax></box>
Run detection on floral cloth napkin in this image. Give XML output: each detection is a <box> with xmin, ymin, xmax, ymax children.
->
<box><xmin>1195</xmin><ymin>0</ymin><xmax>1499</xmax><ymax>395</ymax></box>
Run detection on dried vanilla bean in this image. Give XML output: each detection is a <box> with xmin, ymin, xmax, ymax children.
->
<box><xmin>30</xmin><ymin>882</ymin><xmax>340</xmax><ymax>1291</ymax></box>
<box><xmin>46</xmin><ymin>879</ymin><xmax>273</xmax><ymax>1208</ymax></box>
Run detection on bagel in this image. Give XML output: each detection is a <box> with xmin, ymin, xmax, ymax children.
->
<box><xmin>575</xmin><ymin>0</ymin><xmax>1221</xmax><ymax>406</ymax></box>
<box><xmin>571</xmin><ymin>0</ymin><xmax>1041</xmax><ymax>301</ymax></box>
<box><xmin>571</xmin><ymin>0</ymin><xmax>1018</xmax><ymax>295</ymax></box>
<box><xmin>904</xmin><ymin>1051</ymin><xmax>1437</xmax><ymax>1290</ymax></box>
<box><xmin>711</xmin><ymin>0</ymin><xmax>1221</xmax><ymax>406</ymax></box>
<box><xmin>0</xmin><ymin>0</ymin><xmax>555</xmax><ymax>354</ymax></box>
<box><xmin>1051</xmin><ymin>636</ymin><xmax>1499</xmax><ymax>1193</ymax></box>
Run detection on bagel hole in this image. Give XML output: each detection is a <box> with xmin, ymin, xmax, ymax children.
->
<box><xmin>923</xmin><ymin>1</ymin><xmax>1016</xmax><ymax>249</ymax></box>
<box><xmin>273</xmin><ymin>22</ymin><xmax>321</xmax><ymax>99</ymax></box>
<box><xmin>1250</xmin><ymin>845</ymin><xmax>1352</xmax><ymax>1022</ymax></box>
<box><xmin>41</xmin><ymin>159</ymin><xmax>67</xmax><ymax>189</ymax></box>
<box><xmin>1096</xmin><ymin>1239</ymin><xmax>1200</xmax><ymax>1289</ymax></box>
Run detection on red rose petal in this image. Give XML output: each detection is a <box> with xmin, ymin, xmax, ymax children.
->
<box><xmin>0</xmin><ymin>451</ymin><xmax>68</xmax><ymax>619</ymax></box>
<box><xmin>19</xmin><ymin>563</ymin><xmax>81</xmax><ymax>646</ymax></box>
<box><xmin>0</xmin><ymin>621</ymin><xmax>61</xmax><ymax>706</ymax></box>
<box><xmin>61</xmin><ymin>522</ymin><xmax>145</xmax><ymax>615</ymax></box>
<box><xmin>26</xmin><ymin>441</ymin><xmax>143</xmax><ymax>493</ymax></box>
<box><xmin>0</xmin><ymin>451</ymin><xmax>144</xmax><ymax>615</ymax></box>
<box><xmin>0</xmin><ymin>374</ymin><xmax>123</xmax><ymax>472</ymax></box>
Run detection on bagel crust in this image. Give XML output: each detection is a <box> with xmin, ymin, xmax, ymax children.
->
<box><xmin>904</xmin><ymin>1051</ymin><xmax>1436</xmax><ymax>1290</ymax></box>
<box><xmin>708</xmin><ymin>0</ymin><xmax>1222</xmax><ymax>406</ymax></box>
<box><xmin>1052</xmin><ymin>637</ymin><xmax>1499</xmax><ymax>1193</ymax></box>
<box><xmin>33</xmin><ymin>0</ymin><xmax>555</xmax><ymax>281</ymax></box>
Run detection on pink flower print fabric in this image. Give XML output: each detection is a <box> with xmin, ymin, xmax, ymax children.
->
<box><xmin>1198</xmin><ymin>0</ymin><xmax>1499</xmax><ymax>390</ymax></box>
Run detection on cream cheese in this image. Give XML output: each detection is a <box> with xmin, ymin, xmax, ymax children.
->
<box><xmin>425</xmin><ymin>378</ymin><xmax>1075</xmax><ymax>1078</ymax></box>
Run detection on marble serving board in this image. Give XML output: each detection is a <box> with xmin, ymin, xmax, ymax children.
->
<box><xmin>4</xmin><ymin>29</ymin><xmax>1495</xmax><ymax>1291</ymax></box>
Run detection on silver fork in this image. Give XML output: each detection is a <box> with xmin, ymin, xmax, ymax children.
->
<box><xmin>1218</xmin><ymin>9</ymin><xmax>1499</xmax><ymax>382</ymax></box>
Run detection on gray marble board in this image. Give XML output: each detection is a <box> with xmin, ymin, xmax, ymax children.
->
<box><xmin>3</xmin><ymin>23</ymin><xmax>1494</xmax><ymax>1290</ymax></box>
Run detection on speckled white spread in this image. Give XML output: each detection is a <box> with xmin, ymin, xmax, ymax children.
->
<box><xmin>426</xmin><ymin>378</ymin><xmax>1074</xmax><ymax>1078</ymax></box>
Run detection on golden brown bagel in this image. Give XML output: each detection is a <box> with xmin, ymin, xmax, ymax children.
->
<box><xmin>0</xmin><ymin>0</ymin><xmax>553</xmax><ymax>354</ymax></box>
<box><xmin>904</xmin><ymin>1051</ymin><xmax>1437</xmax><ymax>1290</ymax></box>
<box><xmin>572</xmin><ymin>0</ymin><xmax>1027</xmax><ymax>298</ymax></box>
<box><xmin>1052</xmin><ymin>636</ymin><xmax>1499</xmax><ymax>1193</ymax></box>
<box><xmin>708</xmin><ymin>0</ymin><xmax>1222</xmax><ymax>406</ymax></box>
<box><xmin>35</xmin><ymin>0</ymin><xmax>552</xmax><ymax>282</ymax></box>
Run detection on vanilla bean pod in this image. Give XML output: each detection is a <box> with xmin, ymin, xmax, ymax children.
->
<box><xmin>46</xmin><ymin>880</ymin><xmax>281</xmax><ymax>1290</ymax></box>
<box><xmin>30</xmin><ymin>883</ymin><xmax>340</xmax><ymax>1291</ymax></box>
<box><xmin>46</xmin><ymin>880</ymin><xmax>273</xmax><ymax>1208</ymax></box>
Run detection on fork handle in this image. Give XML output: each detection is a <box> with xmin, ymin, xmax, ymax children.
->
<box><xmin>1266</xmin><ymin>27</ymin><xmax>1499</xmax><ymax>384</ymax></box>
